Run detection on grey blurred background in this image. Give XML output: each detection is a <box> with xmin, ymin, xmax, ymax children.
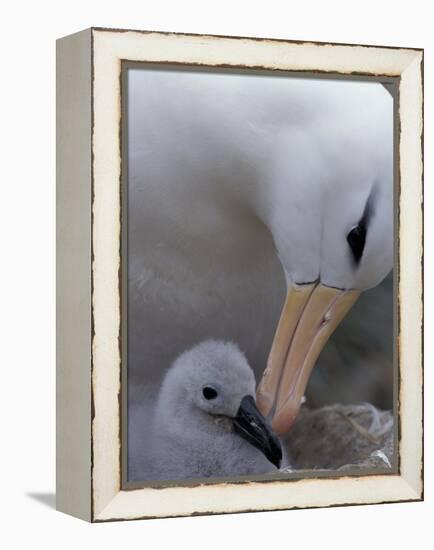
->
<box><xmin>307</xmin><ymin>272</ymin><xmax>393</xmax><ymax>409</ymax></box>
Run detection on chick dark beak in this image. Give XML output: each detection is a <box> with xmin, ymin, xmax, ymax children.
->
<box><xmin>232</xmin><ymin>395</ymin><xmax>282</xmax><ymax>468</ymax></box>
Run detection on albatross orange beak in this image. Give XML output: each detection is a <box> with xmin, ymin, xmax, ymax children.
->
<box><xmin>256</xmin><ymin>282</ymin><xmax>360</xmax><ymax>436</ymax></box>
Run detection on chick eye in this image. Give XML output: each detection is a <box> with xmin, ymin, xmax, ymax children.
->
<box><xmin>347</xmin><ymin>223</ymin><xmax>366</xmax><ymax>264</ymax></box>
<box><xmin>202</xmin><ymin>386</ymin><xmax>218</xmax><ymax>400</ymax></box>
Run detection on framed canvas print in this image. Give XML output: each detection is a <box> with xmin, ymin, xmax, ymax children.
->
<box><xmin>56</xmin><ymin>27</ymin><xmax>423</xmax><ymax>522</ymax></box>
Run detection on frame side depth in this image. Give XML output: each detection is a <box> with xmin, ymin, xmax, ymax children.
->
<box><xmin>56</xmin><ymin>28</ymin><xmax>93</xmax><ymax>522</ymax></box>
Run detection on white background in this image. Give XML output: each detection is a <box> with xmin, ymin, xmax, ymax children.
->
<box><xmin>1</xmin><ymin>1</ymin><xmax>432</xmax><ymax>548</ymax></box>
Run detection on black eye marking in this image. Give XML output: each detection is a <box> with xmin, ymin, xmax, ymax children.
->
<box><xmin>347</xmin><ymin>222</ymin><xmax>366</xmax><ymax>264</ymax></box>
<box><xmin>202</xmin><ymin>386</ymin><xmax>218</xmax><ymax>400</ymax></box>
<box><xmin>347</xmin><ymin>184</ymin><xmax>377</xmax><ymax>265</ymax></box>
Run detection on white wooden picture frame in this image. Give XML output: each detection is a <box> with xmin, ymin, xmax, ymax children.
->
<box><xmin>56</xmin><ymin>27</ymin><xmax>423</xmax><ymax>522</ymax></box>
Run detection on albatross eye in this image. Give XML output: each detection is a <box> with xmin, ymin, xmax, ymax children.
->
<box><xmin>202</xmin><ymin>386</ymin><xmax>218</xmax><ymax>400</ymax></box>
<box><xmin>347</xmin><ymin>223</ymin><xmax>366</xmax><ymax>264</ymax></box>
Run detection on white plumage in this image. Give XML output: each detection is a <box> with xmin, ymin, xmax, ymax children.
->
<box><xmin>126</xmin><ymin>68</ymin><xmax>393</xmax><ymax>474</ymax></box>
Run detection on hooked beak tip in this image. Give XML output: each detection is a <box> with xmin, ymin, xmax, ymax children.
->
<box><xmin>232</xmin><ymin>395</ymin><xmax>282</xmax><ymax>469</ymax></box>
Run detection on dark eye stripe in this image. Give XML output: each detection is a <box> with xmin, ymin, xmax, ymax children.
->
<box><xmin>347</xmin><ymin>223</ymin><xmax>366</xmax><ymax>264</ymax></box>
<box><xmin>347</xmin><ymin>184</ymin><xmax>377</xmax><ymax>265</ymax></box>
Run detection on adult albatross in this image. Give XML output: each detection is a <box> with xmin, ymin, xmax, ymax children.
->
<box><xmin>127</xmin><ymin>68</ymin><xmax>393</xmax><ymax>438</ymax></box>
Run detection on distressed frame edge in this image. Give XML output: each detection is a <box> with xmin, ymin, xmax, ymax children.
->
<box><xmin>91</xmin><ymin>25</ymin><xmax>424</xmax><ymax>53</ymax></box>
<box><xmin>94</xmin><ymin>476</ymin><xmax>421</xmax><ymax>523</ymax></box>
<box><xmin>89</xmin><ymin>28</ymin><xmax>424</xmax><ymax>522</ymax></box>
<box><xmin>396</xmin><ymin>51</ymin><xmax>424</xmax><ymax>500</ymax></box>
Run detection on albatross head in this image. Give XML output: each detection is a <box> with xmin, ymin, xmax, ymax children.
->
<box><xmin>157</xmin><ymin>340</ymin><xmax>282</xmax><ymax>468</ymax></box>
<box><xmin>257</xmin><ymin>136</ymin><xmax>393</xmax><ymax>435</ymax></box>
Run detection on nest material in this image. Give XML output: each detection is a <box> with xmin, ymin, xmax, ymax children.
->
<box><xmin>282</xmin><ymin>403</ymin><xmax>394</xmax><ymax>472</ymax></box>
